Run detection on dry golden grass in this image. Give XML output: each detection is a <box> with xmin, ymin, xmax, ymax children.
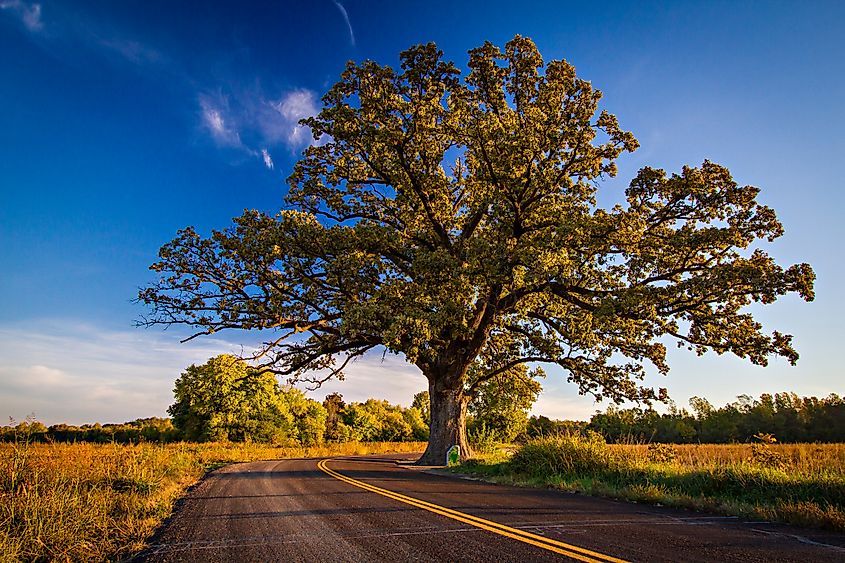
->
<box><xmin>614</xmin><ymin>442</ymin><xmax>845</xmax><ymax>478</ymax></box>
<box><xmin>458</xmin><ymin>439</ymin><xmax>845</xmax><ymax>532</ymax></box>
<box><xmin>0</xmin><ymin>440</ymin><xmax>425</xmax><ymax>562</ymax></box>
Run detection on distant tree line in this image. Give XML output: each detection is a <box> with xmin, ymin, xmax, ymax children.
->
<box><xmin>0</xmin><ymin>417</ymin><xmax>180</xmax><ymax>444</ymax></box>
<box><xmin>3</xmin><ymin>353</ymin><xmax>840</xmax><ymax>446</ymax></box>
<box><xmin>0</xmin><ymin>401</ymin><xmax>428</xmax><ymax>446</ymax></box>
<box><xmin>588</xmin><ymin>392</ymin><xmax>845</xmax><ymax>443</ymax></box>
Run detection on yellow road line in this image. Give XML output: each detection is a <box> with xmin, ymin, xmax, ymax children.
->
<box><xmin>317</xmin><ymin>458</ymin><xmax>629</xmax><ymax>563</ymax></box>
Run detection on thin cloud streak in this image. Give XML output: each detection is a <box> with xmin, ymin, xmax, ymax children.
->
<box><xmin>1</xmin><ymin>1</ymin><xmax>314</xmax><ymax>172</ymax></box>
<box><xmin>261</xmin><ymin>148</ymin><xmax>274</xmax><ymax>170</ymax></box>
<box><xmin>98</xmin><ymin>37</ymin><xmax>163</xmax><ymax>65</ymax></box>
<box><xmin>333</xmin><ymin>1</ymin><xmax>355</xmax><ymax>47</ymax></box>
<box><xmin>199</xmin><ymin>94</ymin><xmax>243</xmax><ymax>148</ymax></box>
<box><xmin>2</xmin><ymin>1</ymin><xmax>168</xmax><ymax>69</ymax></box>
<box><xmin>0</xmin><ymin>321</ymin><xmax>247</xmax><ymax>425</ymax></box>
<box><xmin>0</xmin><ymin>0</ymin><xmax>42</xmax><ymax>31</ymax></box>
<box><xmin>196</xmin><ymin>87</ymin><xmax>320</xmax><ymax>167</ymax></box>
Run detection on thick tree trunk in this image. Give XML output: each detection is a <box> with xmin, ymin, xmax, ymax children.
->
<box><xmin>416</xmin><ymin>381</ymin><xmax>471</xmax><ymax>465</ymax></box>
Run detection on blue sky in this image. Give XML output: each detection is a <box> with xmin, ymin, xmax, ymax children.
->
<box><xmin>1</xmin><ymin>1</ymin><xmax>843</xmax><ymax>425</ymax></box>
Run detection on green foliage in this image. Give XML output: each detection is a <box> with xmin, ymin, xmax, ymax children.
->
<box><xmin>0</xmin><ymin>417</ymin><xmax>180</xmax><ymax>444</ymax></box>
<box><xmin>8</xmin><ymin>389</ymin><xmax>841</xmax><ymax>449</ymax></box>
<box><xmin>167</xmin><ymin>354</ymin><xmax>330</xmax><ymax>445</ymax></box>
<box><xmin>467</xmin><ymin>363</ymin><xmax>543</xmax><ymax>442</ymax></box>
<box><xmin>411</xmin><ymin>391</ymin><xmax>430</xmax><ymax>426</ymax></box>
<box><xmin>509</xmin><ymin>432</ymin><xmax>618</xmax><ymax>477</ymax></box>
<box><xmin>169</xmin><ymin>355</ymin><xmax>291</xmax><ymax>443</ymax></box>
<box><xmin>587</xmin><ymin>392</ymin><xmax>845</xmax><ymax>444</ymax></box>
<box><xmin>140</xmin><ymin>35</ymin><xmax>814</xmax><ymax>461</ymax></box>
<box><xmin>525</xmin><ymin>416</ymin><xmax>587</xmax><ymax>438</ymax></box>
<box><xmin>467</xmin><ymin>422</ymin><xmax>500</xmax><ymax>454</ymax></box>
<box><xmin>1</xmin><ymin>390</ymin><xmax>431</xmax><ymax>447</ymax></box>
<box><xmin>402</xmin><ymin>406</ymin><xmax>430</xmax><ymax>441</ymax></box>
<box><xmin>282</xmin><ymin>388</ymin><xmax>328</xmax><ymax>446</ymax></box>
<box><xmin>341</xmin><ymin>399</ymin><xmax>420</xmax><ymax>442</ymax></box>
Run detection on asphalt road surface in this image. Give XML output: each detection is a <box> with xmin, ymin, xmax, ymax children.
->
<box><xmin>138</xmin><ymin>455</ymin><xmax>845</xmax><ymax>562</ymax></box>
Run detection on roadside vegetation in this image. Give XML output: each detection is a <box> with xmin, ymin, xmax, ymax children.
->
<box><xmin>452</xmin><ymin>432</ymin><xmax>845</xmax><ymax>532</ymax></box>
<box><xmin>0</xmin><ymin>439</ymin><xmax>425</xmax><ymax>562</ymax></box>
<box><xmin>4</xmin><ymin>354</ymin><xmax>843</xmax><ymax>560</ymax></box>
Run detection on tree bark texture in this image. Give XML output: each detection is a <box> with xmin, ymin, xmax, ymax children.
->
<box><xmin>416</xmin><ymin>381</ymin><xmax>471</xmax><ymax>465</ymax></box>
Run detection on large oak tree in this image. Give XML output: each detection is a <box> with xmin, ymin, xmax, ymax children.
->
<box><xmin>140</xmin><ymin>36</ymin><xmax>814</xmax><ymax>464</ymax></box>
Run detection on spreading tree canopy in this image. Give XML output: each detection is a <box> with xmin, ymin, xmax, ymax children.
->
<box><xmin>140</xmin><ymin>36</ymin><xmax>814</xmax><ymax>464</ymax></box>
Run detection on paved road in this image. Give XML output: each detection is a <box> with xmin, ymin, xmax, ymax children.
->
<box><xmin>139</xmin><ymin>455</ymin><xmax>845</xmax><ymax>562</ymax></box>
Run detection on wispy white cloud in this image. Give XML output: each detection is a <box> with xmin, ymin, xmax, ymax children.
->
<box><xmin>332</xmin><ymin>1</ymin><xmax>355</xmax><ymax>47</ymax></box>
<box><xmin>2</xmin><ymin>0</ymin><xmax>313</xmax><ymax>171</ymax></box>
<box><xmin>98</xmin><ymin>37</ymin><xmax>162</xmax><ymax>66</ymax></box>
<box><xmin>1</xmin><ymin>0</ymin><xmax>42</xmax><ymax>31</ymax></box>
<box><xmin>196</xmin><ymin>87</ymin><xmax>320</xmax><ymax>169</ymax></box>
<box><xmin>199</xmin><ymin>94</ymin><xmax>243</xmax><ymax>148</ymax></box>
<box><xmin>270</xmin><ymin>89</ymin><xmax>320</xmax><ymax>150</ymax></box>
<box><xmin>261</xmin><ymin>148</ymin><xmax>274</xmax><ymax>170</ymax></box>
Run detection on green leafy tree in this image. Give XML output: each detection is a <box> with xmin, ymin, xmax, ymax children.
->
<box><xmin>141</xmin><ymin>36</ymin><xmax>814</xmax><ymax>463</ymax></box>
<box><xmin>323</xmin><ymin>392</ymin><xmax>355</xmax><ymax>442</ymax></box>
<box><xmin>341</xmin><ymin>402</ymin><xmax>381</xmax><ymax>441</ymax></box>
<box><xmin>281</xmin><ymin>387</ymin><xmax>328</xmax><ymax>446</ymax></box>
<box><xmin>525</xmin><ymin>416</ymin><xmax>586</xmax><ymax>438</ymax></box>
<box><xmin>342</xmin><ymin>399</ymin><xmax>416</xmax><ymax>441</ymax></box>
<box><xmin>412</xmin><ymin>391</ymin><xmax>431</xmax><ymax>426</ymax></box>
<box><xmin>467</xmin><ymin>363</ymin><xmax>543</xmax><ymax>442</ymax></box>
<box><xmin>403</xmin><ymin>405</ymin><xmax>430</xmax><ymax>441</ymax></box>
<box><xmin>169</xmin><ymin>355</ymin><xmax>296</xmax><ymax>443</ymax></box>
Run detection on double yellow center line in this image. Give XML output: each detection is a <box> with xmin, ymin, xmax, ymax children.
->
<box><xmin>317</xmin><ymin>459</ymin><xmax>628</xmax><ymax>562</ymax></box>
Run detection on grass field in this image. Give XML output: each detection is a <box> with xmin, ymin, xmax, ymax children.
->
<box><xmin>4</xmin><ymin>437</ymin><xmax>843</xmax><ymax>561</ymax></box>
<box><xmin>455</xmin><ymin>435</ymin><xmax>845</xmax><ymax>532</ymax></box>
<box><xmin>0</xmin><ymin>440</ymin><xmax>425</xmax><ymax>562</ymax></box>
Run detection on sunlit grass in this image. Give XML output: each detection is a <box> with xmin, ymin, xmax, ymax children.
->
<box><xmin>0</xmin><ymin>440</ymin><xmax>425</xmax><ymax>562</ymax></box>
<box><xmin>615</xmin><ymin>442</ymin><xmax>845</xmax><ymax>478</ymax></box>
<box><xmin>454</xmin><ymin>436</ymin><xmax>845</xmax><ymax>532</ymax></box>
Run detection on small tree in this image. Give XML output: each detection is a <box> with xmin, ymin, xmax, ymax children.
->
<box><xmin>412</xmin><ymin>391</ymin><xmax>430</xmax><ymax>425</ymax></box>
<box><xmin>169</xmin><ymin>355</ymin><xmax>296</xmax><ymax>443</ymax></box>
<box><xmin>282</xmin><ymin>387</ymin><xmax>328</xmax><ymax>446</ymax></box>
<box><xmin>323</xmin><ymin>392</ymin><xmax>352</xmax><ymax>442</ymax></box>
<box><xmin>467</xmin><ymin>363</ymin><xmax>543</xmax><ymax>442</ymax></box>
<box><xmin>142</xmin><ymin>36</ymin><xmax>814</xmax><ymax>463</ymax></box>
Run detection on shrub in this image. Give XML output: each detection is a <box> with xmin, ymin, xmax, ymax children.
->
<box><xmin>750</xmin><ymin>433</ymin><xmax>786</xmax><ymax>469</ymax></box>
<box><xmin>509</xmin><ymin>432</ymin><xmax>619</xmax><ymax>478</ymax></box>
<box><xmin>468</xmin><ymin>422</ymin><xmax>500</xmax><ymax>455</ymax></box>
<box><xmin>647</xmin><ymin>442</ymin><xmax>678</xmax><ymax>464</ymax></box>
